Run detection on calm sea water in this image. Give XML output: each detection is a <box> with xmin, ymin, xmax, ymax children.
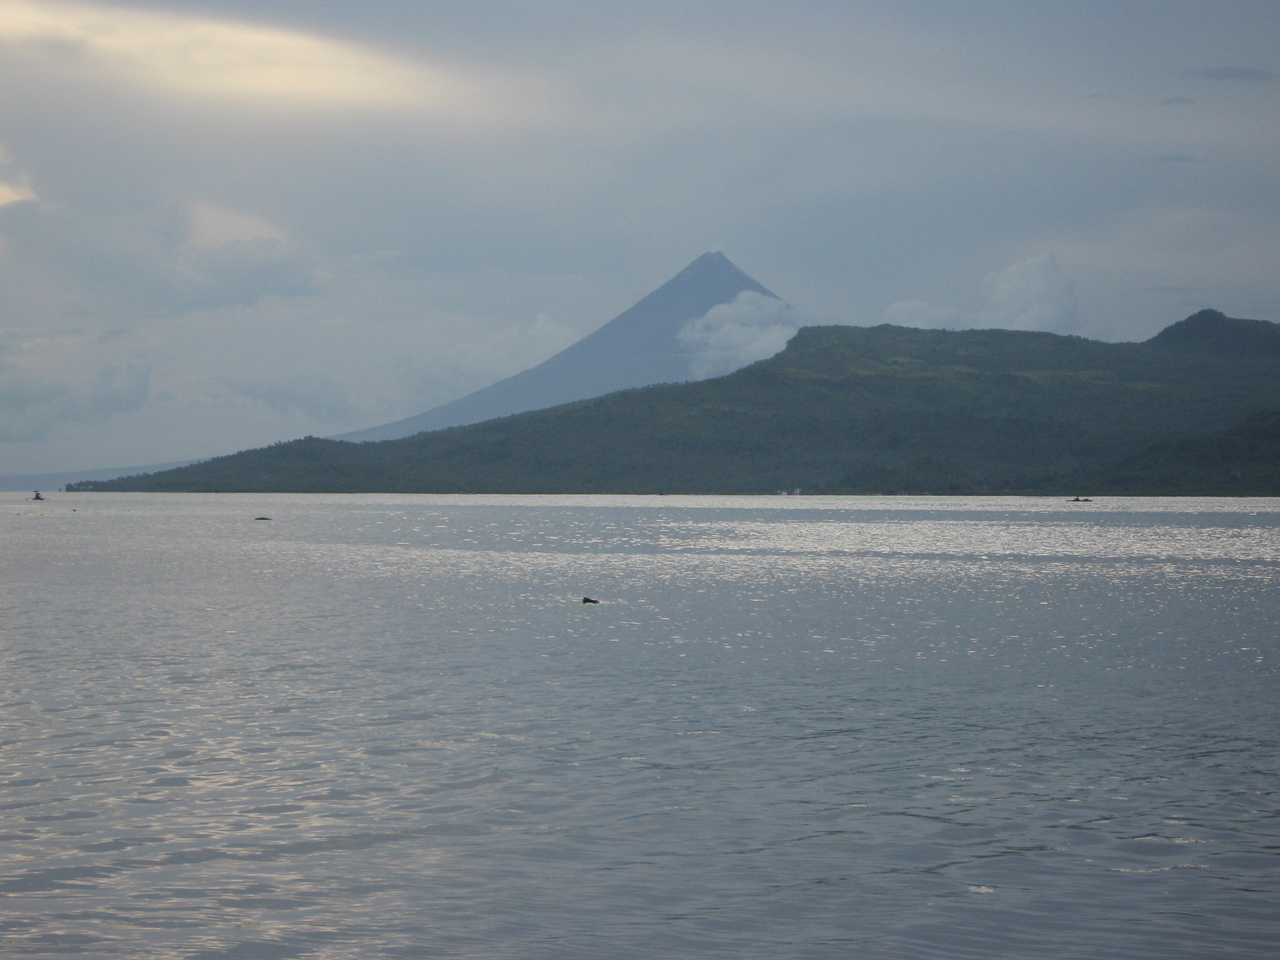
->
<box><xmin>2</xmin><ymin>493</ymin><xmax>1277</xmax><ymax>959</ymax></box>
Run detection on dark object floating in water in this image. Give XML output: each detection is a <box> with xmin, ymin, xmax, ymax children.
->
<box><xmin>1068</xmin><ymin>497</ymin><xmax>1093</xmax><ymax>503</ymax></box>
<box><xmin>32</xmin><ymin>490</ymin><xmax>44</xmax><ymax>501</ymax></box>
<box><xmin>255</xmin><ymin>516</ymin><xmax>271</xmax><ymax>520</ymax></box>
<box><xmin>582</xmin><ymin>597</ymin><xmax>600</xmax><ymax>604</ymax></box>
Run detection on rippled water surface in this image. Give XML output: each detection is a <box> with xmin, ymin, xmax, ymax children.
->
<box><xmin>2</xmin><ymin>493</ymin><xmax>1278</xmax><ymax>958</ymax></box>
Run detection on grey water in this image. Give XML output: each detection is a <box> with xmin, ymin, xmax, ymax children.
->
<box><xmin>2</xmin><ymin>493</ymin><xmax>1278</xmax><ymax>959</ymax></box>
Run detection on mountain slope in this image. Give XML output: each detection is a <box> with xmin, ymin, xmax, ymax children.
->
<box><xmin>337</xmin><ymin>252</ymin><xmax>777</xmax><ymax>441</ymax></box>
<box><xmin>1092</xmin><ymin>408</ymin><xmax>1280</xmax><ymax>495</ymax></box>
<box><xmin>74</xmin><ymin>312</ymin><xmax>1280</xmax><ymax>495</ymax></box>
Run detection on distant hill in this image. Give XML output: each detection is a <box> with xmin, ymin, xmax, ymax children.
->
<box><xmin>72</xmin><ymin>311</ymin><xmax>1280</xmax><ymax>495</ymax></box>
<box><xmin>1147</xmin><ymin>309</ymin><xmax>1280</xmax><ymax>358</ymax></box>
<box><xmin>337</xmin><ymin>252</ymin><xmax>779</xmax><ymax>441</ymax></box>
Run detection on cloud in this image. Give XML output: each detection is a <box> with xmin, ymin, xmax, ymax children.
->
<box><xmin>0</xmin><ymin>380</ymin><xmax>70</xmax><ymax>441</ymax></box>
<box><xmin>883</xmin><ymin>300</ymin><xmax>963</xmax><ymax>329</ymax></box>
<box><xmin>1179</xmin><ymin>66</ymin><xmax>1274</xmax><ymax>83</ymax></box>
<box><xmin>0</xmin><ymin>358</ymin><xmax>149</xmax><ymax>441</ymax></box>
<box><xmin>186</xmin><ymin>203</ymin><xmax>285</xmax><ymax>247</ymax></box>
<box><xmin>182</xmin><ymin>236</ymin><xmax>316</xmax><ymax>309</ymax></box>
<box><xmin>216</xmin><ymin>375</ymin><xmax>355</xmax><ymax>423</ymax></box>
<box><xmin>0</xmin><ymin>146</ymin><xmax>37</xmax><ymax>207</ymax></box>
<box><xmin>1040</xmin><ymin>204</ymin><xmax>1280</xmax><ymax>338</ymax></box>
<box><xmin>885</xmin><ymin>253</ymin><xmax>1078</xmax><ymax>335</ymax></box>
<box><xmin>0</xmin><ymin>198</ymin><xmax>316</xmax><ymax>318</ymax></box>
<box><xmin>980</xmin><ymin>254</ymin><xmax>1078</xmax><ymax>332</ymax></box>
<box><xmin>678</xmin><ymin>290</ymin><xmax>801</xmax><ymax>379</ymax></box>
<box><xmin>87</xmin><ymin>360</ymin><xmax>150</xmax><ymax>418</ymax></box>
<box><xmin>0</xmin><ymin>180</ymin><xmax>35</xmax><ymax>206</ymax></box>
<box><xmin>0</xmin><ymin>0</ymin><xmax>470</xmax><ymax>112</ymax></box>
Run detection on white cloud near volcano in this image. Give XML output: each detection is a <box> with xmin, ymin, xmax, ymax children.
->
<box><xmin>679</xmin><ymin>290</ymin><xmax>801</xmax><ymax>379</ymax></box>
<box><xmin>980</xmin><ymin>254</ymin><xmax>1078</xmax><ymax>332</ymax></box>
<box><xmin>885</xmin><ymin>254</ymin><xmax>1078</xmax><ymax>335</ymax></box>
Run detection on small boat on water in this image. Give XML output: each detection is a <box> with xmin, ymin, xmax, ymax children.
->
<box><xmin>32</xmin><ymin>490</ymin><xmax>44</xmax><ymax>501</ymax></box>
<box><xmin>1068</xmin><ymin>496</ymin><xmax>1092</xmax><ymax>503</ymax></box>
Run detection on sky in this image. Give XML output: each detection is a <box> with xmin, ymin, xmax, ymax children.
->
<box><xmin>1</xmin><ymin>0</ymin><xmax>1277</xmax><ymax>474</ymax></box>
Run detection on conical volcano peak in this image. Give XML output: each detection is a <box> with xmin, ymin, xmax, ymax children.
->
<box><xmin>337</xmin><ymin>253</ymin><xmax>787</xmax><ymax>442</ymax></box>
<box><xmin>661</xmin><ymin>252</ymin><xmax>778</xmax><ymax>300</ymax></box>
<box><xmin>674</xmin><ymin>251</ymin><xmax>748</xmax><ymax>281</ymax></box>
<box><xmin>679</xmin><ymin>251</ymin><xmax>733</xmax><ymax>273</ymax></box>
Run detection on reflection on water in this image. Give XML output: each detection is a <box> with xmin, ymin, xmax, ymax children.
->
<box><xmin>1</xmin><ymin>493</ymin><xmax>1278</xmax><ymax>958</ymax></box>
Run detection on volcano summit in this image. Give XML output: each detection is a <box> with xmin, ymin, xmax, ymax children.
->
<box><xmin>338</xmin><ymin>253</ymin><xmax>785</xmax><ymax>442</ymax></box>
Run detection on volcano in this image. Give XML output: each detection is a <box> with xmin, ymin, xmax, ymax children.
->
<box><xmin>337</xmin><ymin>252</ymin><xmax>779</xmax><ymax>442</ymax></box>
